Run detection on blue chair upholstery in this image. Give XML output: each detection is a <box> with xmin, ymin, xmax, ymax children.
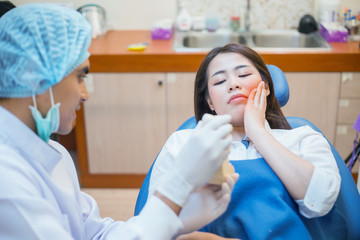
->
<box><xmin>134</xmin><ymin>65</ymin><xmax>360</xmax><ymax>239</ymax></box>
<box><xmin>267</xmin><ymin>64</ymin><xmax>289</xmax><ymax>107</ymax></box>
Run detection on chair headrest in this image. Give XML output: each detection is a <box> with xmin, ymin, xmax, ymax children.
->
<box><xmin>267</xmin><ymin>65</ymin><xmax>289</xmax><ymax>107</ymax></box>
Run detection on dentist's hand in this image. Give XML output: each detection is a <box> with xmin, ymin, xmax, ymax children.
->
<box><xmin>177</xmin><ymin>173</ymin><xmax>239</xmax><ymax>235</ymax></box>
<box><xmin>244</xmin><ymin>81</ymin><xmax>267</xmax><ymax>141</ymax></box>
<box><xmin>156</xmin><ymin>114</ymin><xmax>233</xmax><ymax>207</ymax></box>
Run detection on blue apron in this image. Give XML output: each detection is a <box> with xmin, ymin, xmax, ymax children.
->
<box><xmin>201</xmin><ymin>157</ymin><xmax>347</xmax><ymax>239</ymax></box>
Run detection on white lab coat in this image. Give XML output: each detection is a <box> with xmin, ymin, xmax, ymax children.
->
<box><xmin>0</xmin><ymin>106</ymin><xmax>182</xmax><ymax>240</ymax></box>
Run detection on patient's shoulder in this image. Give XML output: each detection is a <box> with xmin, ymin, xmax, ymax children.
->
<box><xmin>273</xmin><ymin>125</ymin><xmax>322</xmax><ymax>140</ymax></box>
<box><xmin>272</xmin><ymin>125</ymin><xmax>327</xmax><ymax>150</ymax></box>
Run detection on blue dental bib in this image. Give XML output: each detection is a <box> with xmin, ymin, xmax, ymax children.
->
<box><xmin>201</xmin><ymin>158</ymin><xmax>347</xmax><ymax>240</ymax></box>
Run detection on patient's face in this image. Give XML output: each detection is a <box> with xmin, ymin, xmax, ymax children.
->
<box><xmin>206</xmin><ymin>52</ymin><xmax>262</xmax><ymax>126</ymax></box>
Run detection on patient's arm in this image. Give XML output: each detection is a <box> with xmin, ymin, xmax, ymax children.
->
<box><xmin>244</xmin><ymin>80</ymin><xmax>340</xmax><ymax>217</ymax></box>
<box><xmin>177</xmin><ymin>231</ymin><xmax>240</xmax><ymax>240</ymax></box>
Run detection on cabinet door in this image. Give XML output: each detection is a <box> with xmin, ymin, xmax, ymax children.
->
<box><xmin>84</xmin><ymin>73</ymin><xmax>167</xmax><ymax>174</ymax></box>
<box><xmin>339</xmin><ymin>72</ymin><xmax>360</xmax><ymax>98</ymax></box>
<box><xmin>166</xmin><ymin>73</ymin><xmax>196</xmax><ymax>135</ymax></box>
<box><xmin>335</xmin><ymin>72</ymin><xmax>360</xmax><ymax>159</ymax></box>
<box><xmin>335</xmin><ymin>125</ymin><xmax>358</xmax><ymax>159</ymax></box>
<box><xmin>281</xmin><ymin>72</ymin><xmax>341</xmax><ymax>144</ymax></box>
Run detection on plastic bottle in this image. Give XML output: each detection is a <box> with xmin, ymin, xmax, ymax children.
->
<box><xmin>176</xmin><ymin>3</ymin><xmax>192</xmax><ymax>31</ymax></box>
<box><xmin>318</xmin><ymin>0</ymin><xmax>340</xmax><ymax>23</ymax></box>
<box><xmin>238</xmin><ymin>1</ymin><xmax>246</xmax><ymax>31</ymax></box>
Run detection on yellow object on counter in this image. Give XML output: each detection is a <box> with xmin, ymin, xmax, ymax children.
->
<box><xmin>127</xmin><ymin>42</ymin><xmax>149</xmax><ymax>51</ymax></box>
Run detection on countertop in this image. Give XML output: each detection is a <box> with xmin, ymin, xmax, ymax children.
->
<box><xmin>89</xmin><ymin>30</ymin><xmax>360</xmax><ymax>72</ymax></box>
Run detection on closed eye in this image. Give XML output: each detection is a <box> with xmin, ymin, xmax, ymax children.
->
<box><xmin>238</xmin><ymin>73</ymin><xmax>251</xmax><ymax>78</ymax></box>
<box><xmin>214</xmin><ymin>80</ymin><xmax>226</xmax><ymax>86</ymax></box>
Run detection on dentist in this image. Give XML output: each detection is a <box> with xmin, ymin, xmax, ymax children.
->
<box><xmin>0</xmin><ymin>3</ymin><xmax>237</xmax><ymax>240</ymax></box>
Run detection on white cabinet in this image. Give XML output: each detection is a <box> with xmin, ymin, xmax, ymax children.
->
<box><xmin>334</xmin><ymin>72</ymin><xmax>360</xmax><ymax>174</ymax></box>
<box><xmin>166</xmin><ymin>73</ymin><xmax>196</xmax><ymax>134</ymax></box>
<box><xmin>84</xmin><ymin>73</ymin><xmax>167</xmax><ymax>174</ymax></box>
<box><xmin>280</xmin><ymin>72</ymin><xmax>341</xmax><ymax>144</ymax></box>
<box><xmin>83</xmin><ymin>73</ymin><xmax>197</xmax><ymax>175</ymax></box>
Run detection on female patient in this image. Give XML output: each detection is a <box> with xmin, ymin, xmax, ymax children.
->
<box><xmin>148</xmin><ymin>43</ymin><xmax>344</xmax><ymax>239</ymax></box>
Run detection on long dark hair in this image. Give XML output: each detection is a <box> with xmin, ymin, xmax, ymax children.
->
<box><xmin>194</xmin><ymin>43</ymin><xmax>291</xmax><ymax>130</ymax></box>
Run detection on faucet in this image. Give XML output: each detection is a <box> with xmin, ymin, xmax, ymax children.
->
<box><xmin>244</xmin><ymin>0</ymin><xmax>250</xmax><ymax>31</ymax></box>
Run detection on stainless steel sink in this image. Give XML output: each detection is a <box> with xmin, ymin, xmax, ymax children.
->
<box><xmin>173</xmin><ymin>29</ymin><xmax>332</xmax><ymax>52</ymax></box>
<box><xmin>181</xmin><ymin>32</ymin><xmax>247</xmax><ymax>49</ymax></box>
<box><xmin>250</xmin><ymin>30</ymin><xmax>330</xmax><ymax>48</ymax></box>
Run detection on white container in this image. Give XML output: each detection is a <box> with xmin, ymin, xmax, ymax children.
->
<box><xmin>192</xmin><ymin>16</ymin><xmax>206</xmax><ymax>31</ymax></box>
<box><xmin>176</xmin><ymin>6</ymin><xmax>192</xmax><ymax>31</ymax></box>
<box><xmin>318</xmin><ymin>0</ymin><xmax>340</xmax><ymax>23</ymax></box>
<box><xmin>77</xmin><ymin>4</ymin><xmax>107</xmax><ymax>39</ymax></box>
<box><xmin>238</xmin><ymin>1</ymin><xmax>246</xmax><ymax>31</ymax></box>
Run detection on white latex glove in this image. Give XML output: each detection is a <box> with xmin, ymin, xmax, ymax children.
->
<box><xmin>177</xmin><ymin>173</ymin><xmax>239</xmax><ymax>235</ymax></box>
<box><xmin>157</xmin><ymin>114</ymin><xmax>233</xmax><ymax>207</ymax></box>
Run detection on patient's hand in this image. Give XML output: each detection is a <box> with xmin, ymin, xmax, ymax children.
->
<box><xmin>244</xmin><ymin>81</ymin><xmax>267</xmax><ymax>140</ymax></box>
<box><xmin>176</xmin><ymin>231</ymin><xmax>240</xmax><ymax>240</ymax></box>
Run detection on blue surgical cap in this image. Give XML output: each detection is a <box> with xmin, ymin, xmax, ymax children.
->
<box><xmin>0</xmin><ymin>3</ymin><xmax>92</xmax><ymax>98</ymax></box>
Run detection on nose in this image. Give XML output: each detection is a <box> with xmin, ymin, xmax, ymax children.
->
<box><xmin>80</xmin><ymin>81</ymin><xmax>89</xmax><ymax>102</ymax></box>
<box><xmin>228</xmin><ymin>77</ymin><xmax>241</xmax><ymax>92</ymax></box>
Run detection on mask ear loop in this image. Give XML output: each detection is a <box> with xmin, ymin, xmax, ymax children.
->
<box><xmin>31</xmin><ymin>87</ymin><xmax>55</xmax><ymax>109</ymax></box>
<box><xmin>49</xmin><ymin>87</ymin><xmax>55</xmax><ymax>107</ymax></box>
<box><xmin>32</xmin><ymin>94</ymin><xmax>37</xmax><ymax>109</ymax></box>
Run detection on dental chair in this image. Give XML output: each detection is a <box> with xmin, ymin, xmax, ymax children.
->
<box><xmin>134</xmin><ymin>65</ymin><xmax>360</xmax><ymax>240</ymax></box>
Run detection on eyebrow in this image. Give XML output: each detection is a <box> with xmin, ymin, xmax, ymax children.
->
<box><xmin>210</xmin><ymin>64</ymin><xmax>250</xmax><ymax>78</ymax></box>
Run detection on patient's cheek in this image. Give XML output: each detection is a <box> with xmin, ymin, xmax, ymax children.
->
<box><xmin>248</xmin><ymin>86</ymin><xmax>257</xmax><ymax>95</ymax></box>
<box><xmin>248</xmin><ymin>80</ymin><xmax>262</xmax><ymax>93</ymax></box>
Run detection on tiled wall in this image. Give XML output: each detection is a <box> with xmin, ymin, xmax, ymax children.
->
<box><xmin>180</xmin><ymin>0</ymin><xmax>314</xmax><ymax>30</ymax></box>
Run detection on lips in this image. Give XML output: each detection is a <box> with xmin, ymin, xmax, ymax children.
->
<box><xmin>228</xmin><ymin>93</ymin><xmax>248</xmax><ymax>103</ymax></box>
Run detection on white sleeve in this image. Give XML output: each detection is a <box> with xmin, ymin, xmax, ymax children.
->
<box><xmin>50</xmin><ymin>141</ymin><xmax>184</xmax><ymax>240</ymax></box>
<box><xmin>293</xmin><ymin>126</ymin><xmax>341</xmax><ymax>218</ymax></box>
<box><xmin>79</xmin><ymin>184</ymin><xmax>183</xmax><ymax>240</ymax></box>
<box><xmin>92</xmin><ymin>196</ymin><xmax>183</xmax><ymax>240</ymax></box>
<box><xmin>79</xmin><ymin>131</ymin><xmax>192</xmax><ymax>240</ymax></box>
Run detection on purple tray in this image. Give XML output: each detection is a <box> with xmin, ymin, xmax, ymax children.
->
<box><xmin>320</xmin><ymin>24</ymin><xmax>348</xmax><ymax>42</ymax></box>
<box><xmin>151</xmin><ymin>28</ymin><xmax>172</xmax><ymax>40</ymax></box>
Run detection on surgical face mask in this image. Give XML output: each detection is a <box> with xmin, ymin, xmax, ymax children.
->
<box><xmin>29</xmin><ymin>87</ymin><xmax>61</xmax><ymax>143</ymax></box>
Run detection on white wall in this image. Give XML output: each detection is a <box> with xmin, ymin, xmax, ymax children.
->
<box><xmin>11</xmin><ymin>0</ymin><xmax>360</xmax><ymax>30</ymax></box>
<box><xmin>12</xmin><ymin>0</ymin><xmax>177</xmax><ymax>30</ymax></box>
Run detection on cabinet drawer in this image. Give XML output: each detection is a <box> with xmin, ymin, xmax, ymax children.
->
<box><xmin>340</xmin><ymin>73</ymin><xmax>360</xmax><ymax>98</ymax></box>
<box><xmin>337</xmin><ymin>99</ymin><xmax>360</xmax><ymax>124</ymax></box>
